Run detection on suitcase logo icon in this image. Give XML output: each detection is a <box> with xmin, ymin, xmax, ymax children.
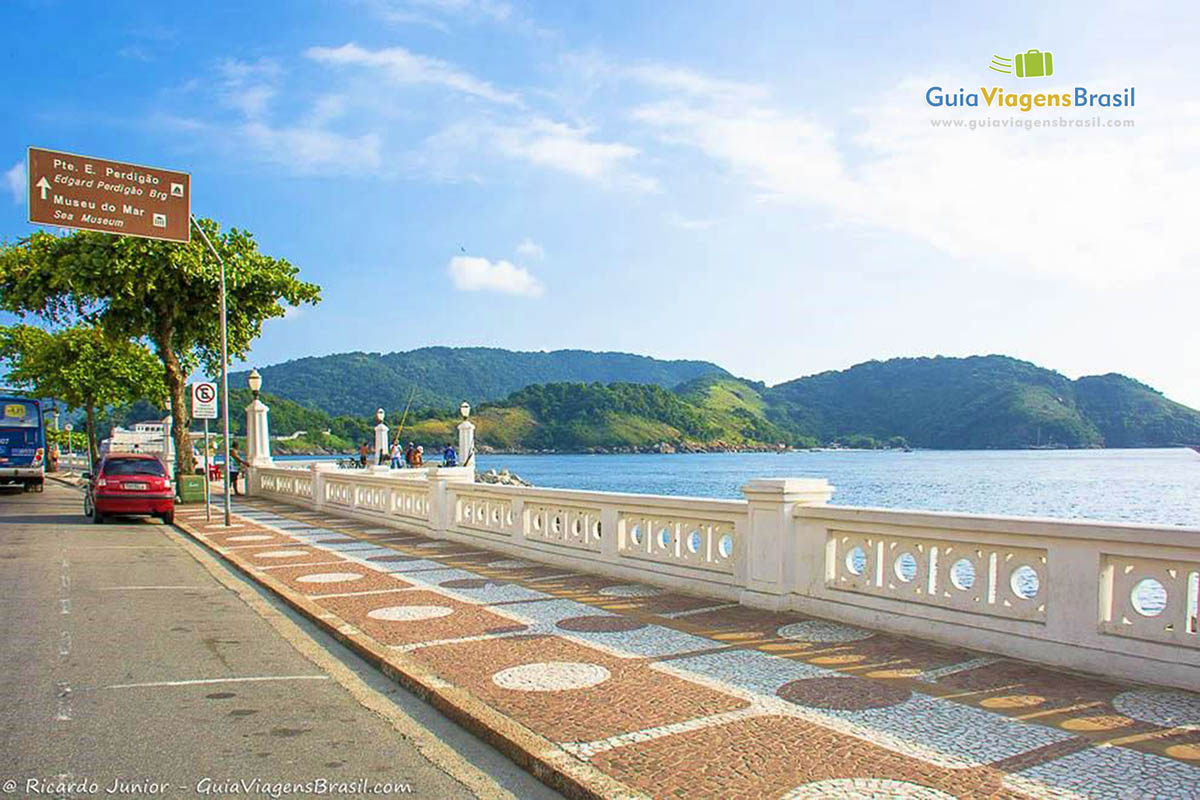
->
<box><xmin>989</xmin><ymin>49</ymin><xmax>1054</xmax><ymax>78</ymax></box>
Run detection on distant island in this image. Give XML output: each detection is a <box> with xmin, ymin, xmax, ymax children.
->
<box><xmin>124</xmin><ymin>349</ymin><xmax>1200</xmax><ymax>454</ymax></box>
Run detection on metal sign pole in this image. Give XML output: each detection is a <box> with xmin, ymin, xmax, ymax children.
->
<box><xmin>190</xmin><ymin>215</ymin><xmax>233</xmax><ymax>526</ymax></box>
<box><xmin>204</xmin><ymin>419</ymin><xmax>211</xmax><ymax>522</ymax></box>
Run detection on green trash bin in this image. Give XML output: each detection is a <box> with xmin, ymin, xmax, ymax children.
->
<box><xmin>176</xmin><ymin>474</ymin><xmax>207</xmax><ymax>504</ymax></box>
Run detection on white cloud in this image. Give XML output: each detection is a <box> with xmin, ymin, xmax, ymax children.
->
<box><xmin>4</xmin><ymin>161</ymin><xmax>25</xmax><ymax>204</ymax></box>
<box><xmin>239</xmin><ymin>122</ymin><xmax>383</xmax><ymax>174</ymax></box>
<box><xmin>515</xmin><ymin>238</ymin><xmax>544</xmax><ymax>259</ymax></box>
<box><xmin>447</xmin><ymin>255</ymin><xmax>544</xmax><ymax>296</ymax></box>
<box><xmin>306</xmin><ymin>43</ymin><xmax>519</xmax><ymax>105</ymax></box>
<box><xmin>632</xmin><ymin>66</ymin><xmax>1200</xmax><ymax>288</ymax></box>
<box><xmin>218</xmin><ymin>58</ymin><xmax>281</xmax><ymax>119</ymax></box>
<box><xmin>490</xmin><ymin>117</ymin><xmax>657</xmax><ymax>191</ymax></box>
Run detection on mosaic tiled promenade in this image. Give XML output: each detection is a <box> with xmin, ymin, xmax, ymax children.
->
<box><xmin>177</xmin><ymin>500</ymin><xmax>1200</xmax><ymax>800</ymax></box>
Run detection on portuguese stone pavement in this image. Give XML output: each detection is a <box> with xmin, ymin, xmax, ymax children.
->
<box><xmin>176</xmin><ymin>500</ymin><xmax>1200</xmax><ymax>800</ymax></box>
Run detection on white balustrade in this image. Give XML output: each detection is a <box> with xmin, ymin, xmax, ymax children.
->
<box><xmin>1100</xmin><ymin>553</ymin><xmax>1199</xmax><ymax>648</ymax></box>
<box><xmin>238</xmin><ymin>462</ymin><xmax>1200</xmax><ymax>690</ymax></box>
<box><xmin>619</xmin><ymin>512</ymin><xmax>737</xmax><ymax>573</ymax></box>
<box><xmin>528</xmin><ymin>503</ymin><xmax>603</xmax><ymax>552</ymax></box>
<box><xmin>453</xmin><ymin>487</ymin><xmax>516</xmax><ymax>536</ymax></box>
<box><xmin>826</xmin><ymin>530</ymin><xmax>1048</xmax><ymax>621</ymax></box>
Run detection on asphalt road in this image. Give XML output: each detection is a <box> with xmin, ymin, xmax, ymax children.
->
<box><xmin>0</xmin><ymin>481</ymin><xmax>562</xmax><ymax>800</ymax></box>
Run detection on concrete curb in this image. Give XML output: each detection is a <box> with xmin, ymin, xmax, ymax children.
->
<box><xmin>173</xmin><ymin>514</ymin><xmax>647</xmax><ymax>800</ymax></box>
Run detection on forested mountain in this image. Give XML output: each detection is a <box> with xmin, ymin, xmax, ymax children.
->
<box><xmin>193</xmin><ymin>351</ymin><xmax>1200</xmax><ymax>453</ymax></box>
<box><xmin>229</xmin><ymin>347</ymin><xmax>728</xmax><ymax>415</ymax></box>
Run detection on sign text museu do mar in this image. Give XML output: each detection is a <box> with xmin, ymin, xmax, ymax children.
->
<box><xmin>27</xmin><ymin>147</ymin><xmax>191</xmax><ymax>243</ymax></box>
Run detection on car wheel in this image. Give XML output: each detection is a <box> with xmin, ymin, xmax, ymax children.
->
<box><xmin>83</xmin><ymin>494</ymin><xmax>94</xmax><ymax>517</ymax></box>
<box><xmin>34</xmin><ymin>481</ymin><xmax>43</xmax><ymax>493</ymax></box>
<box><xmin>161</xmin><ymin>511</ymin><xmax>174</xmax><ymax>525</ymax></box>
<box><xmin>92</xmin><ymin>508</ymin><xmax>104</xmax><ymax>525</ymax></box>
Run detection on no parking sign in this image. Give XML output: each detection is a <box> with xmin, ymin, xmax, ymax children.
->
<box><xmin>191</xmin><ymin>382</ymin><xmax>218</xmax><ymax>419</ymax></box>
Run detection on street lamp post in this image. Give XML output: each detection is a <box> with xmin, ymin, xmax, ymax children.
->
<box><xmin>457</xmin><ymin>402</ymin><xmax>475</xmax><ymax>468</ymax></box>
<box><xmin>373</xmin><ymin>407</ymin><xmax>387</xmax><ymax>467</ymax></box>
<box><xmin>63</xmin><ymin>422</ymin><xmax>73</xmax><ymax>467</ymax></box>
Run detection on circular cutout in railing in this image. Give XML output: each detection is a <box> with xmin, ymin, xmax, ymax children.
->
<box><xmin>950</xmin><ymin>558</ymin><xmax>976</xmax><ymax>591</ymax></box>
<box><xmin>845</xmin><ymin>546</ymin><xmax>866</xmax><ymax>576</ymax></box>
<box><xmin>1130</xmin><ymin>577</ymin><xmax>1167</xmax><ymax>617</ymax></box>
<box><xmin>657</xmin><ymin>526</ymin><xmax>671</xmax><ymax>549</ymax></box>
<box><xmin>1010</xmin><ymin>565</ymin><xmax>1041</xmax><ymax>600</ymax></box>
<box><xmin>687</xmin><ymin>529</ymin><xmax>701</xmax><ymax>554</ymax></box>
<box><xmin>718</xmin><ymin>533</ymin><xmax>733</xmax><ymax>559</ymax></box>
<box><xmin>630</xmin><ymin>523</ymin><xmax>643</xmax><ymax>545</ymax></box>
<box><xmin>592</xmin><ymin>520</ymin><xmax>602</xmax><ymax>539</ymax></box>
<box><xmin>893</xmin><ymin>551</ymin><xmax>918</xmax><ymax>583</ymax></box>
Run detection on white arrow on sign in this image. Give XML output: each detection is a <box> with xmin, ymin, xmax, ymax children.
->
<box><xmin>35</xmin><ymin>177</ymin><xmax>51</xmax><ymax>200</ymax></box>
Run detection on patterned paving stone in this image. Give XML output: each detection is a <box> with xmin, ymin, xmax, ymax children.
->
<box><xmin>216</xmin><ymin>497</ymin><xmax>1200</xmax><ymax>798</ymax></box>
<box><xmin>410</xmin><ymin>634</ymin><xmax>749</xmax><ymax>742</ymax></box>
<box><xmin>316</xmin><ymin>590</ymin><xmax>525</xmax><ymax>645</ymax></box>
<box><xmin>1112</xmin><ymin>688</ymin><xmax>1200</xmax><ymax>729</ymax></box>
<box><xmin>262</xmin><ymin>562</ymin><xmax>412</xmax><ymax>596</ymax></box>
<box><xmin>777</xmin><ymin>676</ymin><xmax>912</xmax><ymax>710</ymax></box>
<box><xmin>589</xmin><ymin>714</ymin><xmax>1025</xmax><ymax>800</ymax></box>
<box><xmin>500</xmin><ymin>599</ymin><xmax>716</xmax><ymax>658</ymax></box>
<box><xmin>777</xmin><ymin>620</ymin><xmax>875</xmax><ymax>643</ymax></box>
<box><xmin>436</xmin><ymin>579</ymin><xmax>549</xmax><ymax>604</ymax></box>
<box><xmin>1005</xmin><ymin>742</ymin><xmax>1200</xmax><ymax>798</ymax></box>
<box><xmin>234</xmin><ymin>545</ymin><xmax>341</xmax><ymax>567</ymax></box>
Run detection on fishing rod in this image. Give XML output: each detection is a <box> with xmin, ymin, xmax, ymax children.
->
<box><xmin>392</xmin><ymin>386</ymin><xmax>417</xmax><ymax>446</ymax></box>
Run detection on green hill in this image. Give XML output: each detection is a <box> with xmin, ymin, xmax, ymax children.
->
<box><xmin>206</xmin><ymin>350</ymin><xmax>1199</xmax><ymax>453</ymax></box>
<box><xmin>229</xmin><ymin>347</ymin><xmax>728</xmax><ymax>416</ymax></box>
<box><xmin>1074</xmin><ymin>373</ymin><xmax>1200</xmax><ymax>447</ymax></box>
<box><xmin>764</xmin><ymin>355</ymin><xmax>1104</xmax><ymax>448</ymax></box>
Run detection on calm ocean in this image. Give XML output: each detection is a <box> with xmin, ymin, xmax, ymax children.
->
<box><xmin>279</xmin><ymin>447</ymin><xmax>1200</xmax><ymax>528</ymax></box>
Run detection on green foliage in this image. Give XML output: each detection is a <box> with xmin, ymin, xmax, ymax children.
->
<box><xmin>764</xmin><ymin>355</ymin><xmax>1112</xmax><ymax>449</ymax></box>
<box><xmin>0</xmin><ymin>224</ymin><xmax>320</xmax><ymax>473</ymax></box>
<box><xmin>1074</xmin><ymin>374</ymin><xmax>1200</xmax><ymax>447</ymax></box>
<box><xmin>0</xmin><ymin>324</ymin><xmax>165</xmax><ymax>461</ymax></box>
<box><xmin>229</xmin><ymin>347</ymin><xmax>728</xmax><ymax>416</ymax></box>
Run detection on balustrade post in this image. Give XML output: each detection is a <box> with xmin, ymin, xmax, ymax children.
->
<box><xmin>739</xmin><ymin>478</ymin><xmax>834</xmax><ymax>610</ymax></box>
<box><xmin>599</xmin><ymin>506</ymin><xmax>620</xmax><ymax>562</ymax></box>
<box><xmin>311</xmin><ymin>462</ymin><xmax>334</xmax><ymax>511</ymax></box>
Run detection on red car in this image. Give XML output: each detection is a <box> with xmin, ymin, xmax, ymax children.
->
<box><xmin>83</xmin><ymin>453</ymin><xmax>174</xmax><ymax>525</ymax></box>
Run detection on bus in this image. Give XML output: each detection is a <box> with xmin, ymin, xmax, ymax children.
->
<box><xmin>0</xmin><ymin>396</ymin><xmax>46</xmax><ymax>492</ymax></box>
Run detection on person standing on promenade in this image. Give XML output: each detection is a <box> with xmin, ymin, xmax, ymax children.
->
<box><xmin>359</xmin><ymin>441</ymin><xmax>370</xmax><ymax>468</ymax></box>
<box><xmin>442</xmin><ymin>442</ymin><xmax>457</xmax><ymax>467</ymax></box>
<box><xmin>390</xmin><ymin>440</ymin><xmax>402</xmax><ymax>469</ymax></box>
<box><xmin>413</xmin><ymin>445</ymin><xmax>424</xmax><ymax>467</ymax></box>
<box><xmin>228</xmin><ymin>442</ymin><xmax>249</xmax><ymax>495</ymax></box>
<box><xmin>404</xmin><ymin>442</ymin><xmax>415</xmax><ymax>467</ymax></box>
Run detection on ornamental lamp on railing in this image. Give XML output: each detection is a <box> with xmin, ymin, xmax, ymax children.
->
<box><xmin>247</xmin><ymin>368</ymin><xmax>262</xmax><ymax>399</ymax></box>
<box><xmin>460</xmin><ymin>401</ymin><xmax>470</xmax><ymax>419</ymax></box>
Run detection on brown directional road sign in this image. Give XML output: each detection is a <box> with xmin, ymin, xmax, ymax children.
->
<box><xmin>27</xmin><ymin>147</ymin><xmax>191</xmax><ymax>243</ymax></box>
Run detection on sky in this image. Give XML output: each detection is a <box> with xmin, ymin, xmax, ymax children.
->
<box><xmin>1</xmin><ymin>0</ymin><xmax>1198</xmax><ymax>407</ymax></box>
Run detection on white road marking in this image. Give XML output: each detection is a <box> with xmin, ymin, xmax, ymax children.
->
<box><xmin>54</xmin><ymin>681</ymin><xmax>72</xmax><ymax>721</ymax></box>
<box><xmin>59</xmin><ymin>630</ymin><xmax>71</xmax><ymax>657</ymax></box>
<box><xmin>104</xmin><ymin>675</ymin><xmax>330</xmax><ymax>690</ymax></box>
<box><xmin>60</xmin><ymin>598</ymin><xmax>70</xmax><ymax>615</ymax></box>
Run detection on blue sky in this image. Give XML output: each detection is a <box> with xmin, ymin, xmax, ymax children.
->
<box><xmin>2</xmin><ymin>0</ymin><xmax>1198</xmax><ymax>406</ymax></box>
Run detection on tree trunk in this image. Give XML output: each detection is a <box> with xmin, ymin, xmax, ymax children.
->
<box><xmin>153</xmin><ymin>319</ymin><xmax>194</xmax><ymax>476</ymax></box>
<box><xmin>85</xmin><ymin>405</ymin><xmax>99</xmax><ymax>468</ymax></box>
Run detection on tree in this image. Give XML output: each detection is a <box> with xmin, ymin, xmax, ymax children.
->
<box><xmin>0</xmin><ymin>325</ymin><xmax>166</xmax><ymax>464</ymax></box>
<box><xmin>0</xmin><ymin>221</ymin><xmax>320</xmax><ymax>473</ymax></box>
